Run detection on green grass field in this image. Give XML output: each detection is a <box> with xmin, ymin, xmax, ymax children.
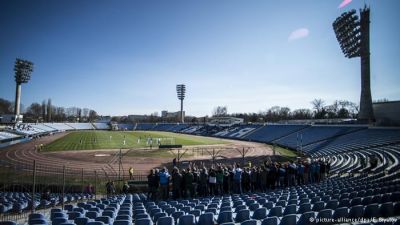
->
<box><xmin>43</xmin><ymin>131</ymin><xmax>226</xmax><ymax>151</ymax></box>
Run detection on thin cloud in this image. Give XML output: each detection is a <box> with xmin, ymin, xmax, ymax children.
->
<box><xmin>338</xmin><ymin>0</ymin><xmax>352</xmax><ymax>9</ymax></box>
<box><xmin>288</xmin><ymin>28</ymin><xmax>309</xmax><ymax>42</ymax></box>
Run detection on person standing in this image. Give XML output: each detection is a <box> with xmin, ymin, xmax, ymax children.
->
<box><xmin>208</xmin><ymin>168</ymin><xmax>217</xmax><ymax>196</ymax></box>
<box><xmin>159</xmin><ymin>167</ymin><xmax>170</xmax><ymax>200</ymax></box>
<box><xmin>172</xmin><ymin>167</ymin><xmax>182</xmax><ymax>200</ymax></box>
<box><xmin>129</xmin><ymin>167</ymin><xmax>134</xmax><ymax>180</ymax></box>
<box><xmin>233</xmin><ymin>164</ymin><xmax>243</xmax><ymax>194</ymax></box>
<box><xmin>183</xmin><ymin>168</ymin><xmax>194</xmax><ymax>198</ymax></box>
<box><xmin>216</xmin><ymin>167</ymin><xmax>224</xmax><ymax>195</ymax></box>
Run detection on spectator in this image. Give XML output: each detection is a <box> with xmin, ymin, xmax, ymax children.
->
<box><xmin>172</xmin><ymin>167</ymin><xmax>182</xmax><ymax>200</ymax></box>
<box><xmin>147</xmin><ymin>169</ymin><xmax>158</xmax><ymax>201</ymax></box>
<box><xmin>216</xmin><ymin>167</ymin><xmax>224</xmax><ymax>195</ymax></box>
<box><xmin>199</xmin><ymin>168</ymin><xmax>208</xmax><ymax>197</ymax></box>
<box><xmin>159</xmin><ymin>167</ymin><xmax>170</xmax><ymax>200</ymax></box>
<box><xmin>208</xmin><ymin>168</ymin><xmax>217</xmax><ymax>195</ymax></box>
<box><xmin>122</xmin><ymin>182</ymin><xmax>130</xmax><ymax>194</ymax></box>
<box><xmin>183</xmin><ymin>168</ymin><xmax>194</xmax><ymax>198</ymax></box>
<box><xmin>233</xmin><ymin>164</ymin><xmax>243</xmax><ymax>194</ymax></box>
<box><xmin>106</xmin><ymin>181</ymin><xmax>115</xmax><ymax>196</ymax></box>
<box><xmin>250</xmin><ymin>167</ymin><xmax>258</xmax><ymax>192</ymax></box>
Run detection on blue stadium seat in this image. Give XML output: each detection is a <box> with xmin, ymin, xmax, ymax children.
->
<box><xmin>333</xmin><ymin>207</ymin><xmax>348</xmax><ymax>219</ymax></box>
<box><xmin>279</xmin><ymin>214</ymin><xmax>297</xmax><ymax>225</ymax></box>
<box><xmin>283</xmin><ymin>204</ymin><xmax>297</xmax><ymax>215</ymax></box>
<box><xmin>75</xmin><ymin>217</ymin><xmax>90</xmax><ymax>225</ymax></box>
<box><xmin>157</xmin><ymin>216</ymin><xmax>174</xmax><ymax>225</ymax></box>
<box><xmin>87</xmin><ymin>222</ymin><xmax>105</xmax><ymax>225</ymax></box>
<box><xmin>86</xmin><ymin>211</ymin><xmax>100</xmax><ymax>219</ymax></box>
<box><xmin>95</xmin><ymin>216</ymin><xmax>112</xmax><ymax>224</ymax></box>
<box><xmin>349</xmin><ymin>205</ymin><xmax>364</xmax><ymax>219</ymax></box>
<box><xmin>165</xmin><ymin>207</ymin><xmax>177</xmax><ymax>216</ymax></box>
<box><xmin>113</xmin><ymin>220</ymin><xmax>132</xmax><ymax>225</ymax></box>
<box><xmin>338</xmin><ymin>199</ymin><xmax>350</xmax><ymax>208</ymax></box>
<box><xmin>297</xmin><ymin>203</ymin><xmax>311</xmax><ymax>214</ymax></box>
<box><xmin>380</xmin><ymin>202</ymin><xmax>394</xmax><ymax>217</ymax></box>
<box><xmin>235</xmin><ymin>205</ymin><xmax>247</xmax><ymax>212</ymax></box>
<box><xmin>268</xmin><ymin>206</ymin><xmax>282</xmax><ymax>217</ymax></box>
<box><xmin>136</xmin><ymin>214</ymin><xmax>151</xmax><ymax>220</ymax></box>
<box><xmin>172</xmin><ymin>211</ymin><xmax>185</xmax><ymax>223</ymax></box>
<box><xmin>235</xmin><ymin>209</ymin><xmax>250</xmax><ymax>223</ymax></box>
<box><xmin>52</xmin><ymin>218</ymin><xmax>68</xmax><ymax>225</ymax></box>
<box><xmin>204</xmin><ymin>208</ymin><xmax>217</xmax><ymax>215</ymax></box>
<box><xmin>178</xmin><ymin>215</ymin><xmax>196</xmax><ymax>225</ymax></box>
<box><xmin>154</xmin><ymin>212</ymin><xmax>167</xmax><ymax>223</ymax></box>
<box><xmin>135</xmin><ymin>218</ymin><xmax>153</xmax><ymax>225</ymax></box>
<box><xmin>241</xmin><ymin>219</ymin><xmax>257</xmax><ymax>225</ymax></box>
<box><xmin>297</xmin><ymin>212</ymin><xmax>315</xmax><ymax>225</ymax></box>
<box><xmin>115</xmin><ymin>215</ymin><xmax>131</xmax><ymax>221</ymax></box>
<box><xmin>51</xmin><ymin>212</ymin><xmax>67</xmax><ymax>220</ymax></box>
<box><xmin>249</xmin><ymin>203</ymin><xmax>260</xmax><ymax>211</ymax></box>
<box><xmin>198</xmin><ymin>213</ymin><xmax>214</xmax><ymax>225</ymax></box>
<box><xmin>364</xmin><ymin>203</ymin><xmax>380</xmax><ymax>218</ymax></box>
<box><xmin>317</xmin><ymin>209</ymin><xmax>333</xmax><ymax>225</ymax></box>
<box><xmin>217</xmin><ymin>211</ymin><xmax>233</xmax><ymax>224</ymax></box>
<box><xmin>68</xmin><ymin>211</ymin><xmax>83</xmax><ymax>220</ymax></box>
<box><xmin>312</xmin><ymin>202</ymin><xmax>325</xmax><ymax>212</ymax></box>
<box><xmin>252</xmin><ymin>207</ymin><xmax>267</xmax><ymax>220</ymax></box>
<box><xmin>261</xmin><ymin>217</ymin><xmax>278</xmax><ymax>225</ymax></box>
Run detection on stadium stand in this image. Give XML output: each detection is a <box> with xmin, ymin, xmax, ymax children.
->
<box><xmin>92</xmin><ymin>123</ymin><xmax>110</xmax><ymax>130</ymax></box>
<box><xmin>275</xmin><ymin>125</ymin><xmax>366</xmax><ymax>150</ymax></box>
<box><xmin>152</xmin><ymin>124</ymin><xmax>178</xmax><ymax>131</ymax></box>
<box><xmin>44</xmin><ymin>123</ymin><xmax>75</xmax><ymax>131</ymax></box>
<box><xmin>0</xmin><ymin>131</ymin><xmax>20</xmax><ymax>141</ymax></box>
<box><xmin>179</xmin><ymin>125</ymin><xmax>204</xmax><ymax>134</ymax></box>
<box><xmin>214</xmin><ymin>124</ymin><xmax>263</xmax><ymax>139</ymax></box>
<box><xmin>244</xmin><ymin>125</ymin><xmax>309</xmax><ymax>143</ymax></box>
<box><xmin>168</xmin><ymin>124</ymin><xmax>191</xmax><ymax>132</ymax></box>
<box><xmin>64</xmin><ymin>123</ymin><xmax>95</xmax><ymax>130</ymax></box>
<box><xmin>117</xmin><ymin>124</ymin><xmax>135</xmax><ymax>131</ymax></box>
<box><xmin>135</xmin><ymin>124</ymin><xmax>156</xmax><ymax>131</ymax></box>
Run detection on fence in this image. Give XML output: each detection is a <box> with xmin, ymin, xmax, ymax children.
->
<box><xmin>0</xmin><ymin>160</ymin><xmax>148</xmax><ymax>221</ymax></box>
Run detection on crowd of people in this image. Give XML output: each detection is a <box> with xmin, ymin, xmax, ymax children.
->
<box><xmin>146</xmin><ymin>158</ymin><xmax>331</xmax><ymax>201</ymax></box>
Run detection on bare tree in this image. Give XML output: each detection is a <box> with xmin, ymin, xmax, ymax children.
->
<box><xmin>41</xmin><ymin>100</ymin><xmax>46</xmax><ymax>121</ymax></box>
<box><xmin>47</xmin><ymin>99</ymin><xmax>52</xmax><ymax>122</ymax></box>
<box><xmin>0</xmin><ymin>98</ymin><xmax>13</xmax><ymax>114</ymax></box>
<box><xmin>212</xmin><ymin>106</ymin><xmax>228</xmax><ymax>117</ymax></box>
<box><xmin>311</xmin><ymin>99</ymin><xmax>326</xmax><ymax>119</ymax></box>
<box><xmin>89</xmin><ymin>110</ymin><xmax>98</xmax><ymax>122</ymax></box>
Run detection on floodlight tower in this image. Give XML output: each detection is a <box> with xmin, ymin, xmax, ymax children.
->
<box><xmin>176</xmin><ymin>84</ymin><xmax>186</xmax><ymax>123</ymax></box>
<box><xmin>14</xmin><ymin>58</ymin><xmax>34</xmax><ymax>119</ymax></box>
<box><xmin>333</xmin><ymin>6</ymin><xmax>374</xmax><ymax>123</ymax></box>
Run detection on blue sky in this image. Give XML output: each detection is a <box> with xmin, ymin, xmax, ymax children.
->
<box><xmin>0</xmin><ymin>0</ymin><xmax>399</xmax><ymax>117</ymax></box>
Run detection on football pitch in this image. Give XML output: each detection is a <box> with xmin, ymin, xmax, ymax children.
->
<box><xmin>42</xmin><ymin>131</ymin><xmax>226</xmax><ymax>151</ymax></box>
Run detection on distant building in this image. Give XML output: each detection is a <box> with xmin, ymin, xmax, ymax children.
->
<box><xmin>161</xmin><ymin>110</ymin><xmax>185</xmax><ymax>118</ymax></box>
<box><xmin>373</xmin><ymin>101</ymin><xmax>400</xmax><ymax>126</ymax></box>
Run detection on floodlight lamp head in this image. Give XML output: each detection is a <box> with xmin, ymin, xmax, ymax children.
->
<box><xmin>176</xmin><ymin>84</ymin><xmax>186</xmax><ymax>101</ymax></box>
<box><xmin>332</xmin><ymin>9</ymin><xmax>361</xmax><ymax>58</ymax></box>
<box><xmin>14</xmin><ymin>58</ymin><xmax>34</xmax><ymax>84</ymax></box>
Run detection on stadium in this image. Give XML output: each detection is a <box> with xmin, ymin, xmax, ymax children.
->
<box><xmin>1</xmin><ymin>1</ymin><xmax>400</xmax><ymax>225</ymax></box>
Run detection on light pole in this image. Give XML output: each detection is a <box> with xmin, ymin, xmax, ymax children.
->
<box><xmin>332</xmin><ymin>6</ymin><xmax>374</xmax><ymax>123</ymax></box>
<box><xmin>14</xmin><ymin>58</ymin><xmax>34</xmax><ymax>122</ymax></box>
<box><xmin>176</xmin><ymin>84</ymin><xmax>186</xmax><ymax>123</ymax></box>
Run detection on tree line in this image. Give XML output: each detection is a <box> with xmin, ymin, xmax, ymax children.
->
<box><xmin>0</xmin><ymin>98</ymin><xmax>98</xmax><ymax>123</ymax></box>
<box><xmin>212</xmin><ymin>99</ymin><xmax>359</xmax><ymax>123</ymax></box>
